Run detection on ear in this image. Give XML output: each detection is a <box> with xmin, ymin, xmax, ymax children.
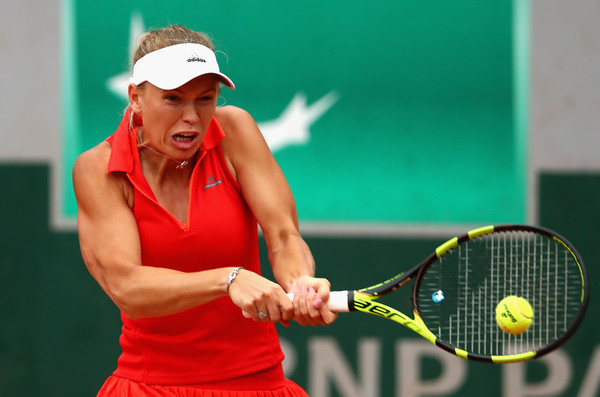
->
<box><xmin>128</xmin><ymin>84</ymin><xmax>144</xmax><ymax>127</ymax></box>
<box><xmin>128</xmin><ymin>83</ymin><xmax>142</xmax><ymax>113</ymax></box>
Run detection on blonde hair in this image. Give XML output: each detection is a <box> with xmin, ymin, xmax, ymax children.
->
<box><xmin>133</xmin><ymin>25</ymin><xmax>215</xmax><ymax>64</ymax></box>
<box><xmin>128</xmin><ymin>25</ymin><xmax>216</xmax><ymax>130</ymax></box>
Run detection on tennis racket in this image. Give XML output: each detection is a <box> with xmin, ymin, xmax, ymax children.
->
<box><xmin>314</xmin><ymin>224</ymin><xmax>589</xmax><ymax>363</ymax></box>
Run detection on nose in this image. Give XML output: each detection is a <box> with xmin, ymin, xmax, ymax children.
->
<box><xmin>182</xmin><ymin>102</ymin><xmax>200</xmax><ymax>124</ymax></box>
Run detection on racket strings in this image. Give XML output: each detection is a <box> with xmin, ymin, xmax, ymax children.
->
<box><xmin>417</xmin><ymin>230</ymin><xmax>583</xmax><ymax>357</ymax></box>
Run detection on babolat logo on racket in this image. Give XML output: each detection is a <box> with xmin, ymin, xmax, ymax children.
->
<box><xmin>353</xmin><ymin>299</ymin><xmax>411</xmax><ymax>322</ymax></box>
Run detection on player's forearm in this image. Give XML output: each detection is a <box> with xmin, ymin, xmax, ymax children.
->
<box><xmin>106</xmin><ymin>266</ymin><xmax>233</xmax><ymax>319</ymax></box>
<box><xmin>269</xmin><ymin>232</ymin><xmax>315</xmax><ymax>292</ymax></box>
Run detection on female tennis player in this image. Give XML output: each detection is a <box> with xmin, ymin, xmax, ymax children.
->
<box><xmin>73</xmin><ymin>25</ymin><xmax>336</xmax><ymax>396</ymax></box>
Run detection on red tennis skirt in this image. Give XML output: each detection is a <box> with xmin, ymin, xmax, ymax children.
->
<box><xmin>97</xmin><ymin>366</ymin><xmax>308</xmax><ymax>397</ymax></box>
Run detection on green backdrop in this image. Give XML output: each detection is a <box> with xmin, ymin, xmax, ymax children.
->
<box><xmin>62</xmin><ymin>0</ymin><xmax>525</xmax><ymax>225</ymax></box>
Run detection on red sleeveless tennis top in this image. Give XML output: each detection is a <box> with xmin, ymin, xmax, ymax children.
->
<box><xmin>104</xmin><ymin>111</ymin><xmax>284</xmax><ymax>385</ymax></box>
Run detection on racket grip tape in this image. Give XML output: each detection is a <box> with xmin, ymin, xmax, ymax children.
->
<box><xmin>286</xmin><ymin>290</ymin><xmax>350</xmax><ymax>312</ymax></box>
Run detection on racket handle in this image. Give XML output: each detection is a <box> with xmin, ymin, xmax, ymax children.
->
<box><xmin>286</xmin><ymin>290</ymin><xmax>350</xmax><ymax>312</ymax></box>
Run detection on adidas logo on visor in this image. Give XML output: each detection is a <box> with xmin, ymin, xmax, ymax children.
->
<box><xmin>187</xmin><ymin>52</ymin><xmax>206</xmax><ymax>63</ymax></box>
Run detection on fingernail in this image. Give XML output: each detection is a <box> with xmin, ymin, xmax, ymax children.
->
<box><xmin>309</xmin><ymin>288</ymin><xmax>316</xmax><ymax>294</ymax></box>
<box><xmin>314</xmin><ymin>297</ymin><xmax>323</xmax><ymax>308</ymax></box>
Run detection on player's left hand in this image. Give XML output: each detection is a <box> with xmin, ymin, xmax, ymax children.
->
<box><xmin>288</xmin><ymin>276</ymin><xmax>338</xmax><ymax>326</ymax></box>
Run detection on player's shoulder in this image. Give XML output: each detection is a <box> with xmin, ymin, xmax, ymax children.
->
<box><xmin>215</xmin><ymin>104</ymin><xmax>253</xmax><ymax>120</ymax></box>
<box><xmin>73</xmin><ymin>141</ymin><xmax>112</xmax><ymax>178</ymax></box>
<box><xmin>215</xmin><ymin>106</ymin><xmax>270</xmax><ymax>165</ymax></box>
<box><xmin>215</xmin><ymin>105</ymin><xmax>258</xmax><ymax>133</ymax></box>
<box><xmin>73</xmin><ymin>140</ymin><xmax>134</xmax><ymax>206</ymax></box>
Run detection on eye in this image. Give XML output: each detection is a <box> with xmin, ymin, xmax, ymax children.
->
<box><xmin>164</xmin><ymin>94</ymin><xmax>181</xmax><ymax>103</ymax></box>
<box><xmin>199</xmin><ymin>94</ymin><xmax>215</xmax><ymax>102</ymax></box>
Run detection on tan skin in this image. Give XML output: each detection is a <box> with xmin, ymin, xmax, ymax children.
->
<box><xmin>73</xmin><ymin>74</ymin><xmax>337</xmax><ymax>327</ymax></box>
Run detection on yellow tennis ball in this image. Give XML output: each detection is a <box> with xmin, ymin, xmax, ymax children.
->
<box><xmin>495</xmin><ymin>296</ymin><xmax>534</xmax><ymax>335</ymax></box>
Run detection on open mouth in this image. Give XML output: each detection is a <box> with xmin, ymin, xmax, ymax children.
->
<box><xmin>171</xmin><ymin>132</ymin><xmax>200</xmax><ymax>150</ymax></box>
<box><xmin>173</xmin><ymin>133</ymin><xmax>198</xmax><ymax>142</ymax></box>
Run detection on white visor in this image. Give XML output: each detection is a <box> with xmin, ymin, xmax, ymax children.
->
<box><xmin>131</xmin><ymin>43</ymin><xmax>235</xmax><ymax>90</ymax></box>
